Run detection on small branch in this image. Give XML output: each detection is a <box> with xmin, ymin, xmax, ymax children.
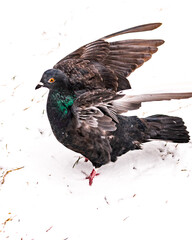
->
<box><xmin>104</xmin><ymin>196</ymin><xmax>110</xmax><ymax>205</ymax></box>
<box><xmin>46</xmin><ymin>226</ymin><xmax>53</xmax><ymax>232</ymax></box>
<box><xmin>72</xmin><ymin>156</ymin><xmax>82</xmax><ymax>168</ymax></box>
<box><xmin>1</xmin><ymin>167</ymin><xmax>24</xmax><ymax>185</ymax></box>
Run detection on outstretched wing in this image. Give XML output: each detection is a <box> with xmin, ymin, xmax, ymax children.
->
<box><xmin>72</xmin><ymin>89</ymin><xmax>192</xmax><ymax>131</ymax></box>
<box><xmin>112</xmin><ymin>90</ymin><xmax>192</xmax><ymax>112</ymax></box>
<box><xmin>54</xmin><ymin>23</ymin><xmax>164</xmax><ymax>91</ymax></box>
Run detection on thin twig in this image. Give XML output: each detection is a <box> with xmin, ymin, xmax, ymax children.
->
<box><xmin>1</xmin><ymin>167</ymin><xmax>24</xmax><ymax>185</ymax></box>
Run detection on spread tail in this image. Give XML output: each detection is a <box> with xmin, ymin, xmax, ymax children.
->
<box><xmin>143</xmin><ymin>114</ymin><xmax>190</xmax><ymax>143</ymax></box>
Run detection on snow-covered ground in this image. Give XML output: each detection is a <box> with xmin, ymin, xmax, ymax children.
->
<box><xmin>1</xmin><ymin>0</ymin><xmax>192</xmax><ymax>239</ymax></box>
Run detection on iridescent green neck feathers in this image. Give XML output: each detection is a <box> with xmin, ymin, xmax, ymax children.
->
<box><xmin>50</xmin><ymin>91</ymin><xmax>75</xmax><ymax>115</ymax></box>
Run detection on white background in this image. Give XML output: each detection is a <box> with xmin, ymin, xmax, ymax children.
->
<box><xmin>1</xmin><ymin>0</ymin><xmax>192</xmax><ymax>239</ymax></box>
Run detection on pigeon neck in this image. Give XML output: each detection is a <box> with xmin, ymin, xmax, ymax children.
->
<box><xmin>47</xmin><ymin>89</ymin><xmax>76</xmax><ymax>119</ymax></box>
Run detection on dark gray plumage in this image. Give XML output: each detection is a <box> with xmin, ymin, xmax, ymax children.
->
<box><xmin>36</xmin><ymin>23</ymin><xmax>192</xmax><ymax>185</ymax></box>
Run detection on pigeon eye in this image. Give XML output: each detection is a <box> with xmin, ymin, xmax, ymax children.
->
<box><xmin>48</xmin><ymin>78</ymin><xmax>55</xmax><ymax>83</ymax></box>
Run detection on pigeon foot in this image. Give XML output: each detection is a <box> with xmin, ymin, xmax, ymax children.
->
<box><xmin>86</xmin><ymin>168</ymin><xmax>100</xmax><ymax>186</ymax></box>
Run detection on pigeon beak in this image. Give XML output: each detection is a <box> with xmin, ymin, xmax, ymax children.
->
<box><xmin>35</xmin><ymin>82</ymin><xmax>44</xmax><ymax>90</ymax></box>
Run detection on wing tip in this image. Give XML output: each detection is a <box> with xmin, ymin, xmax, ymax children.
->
<box><xmin>151</xmin><ymin>22</ymin><xmax>162</xmax><ymax>29</ymax></box>
<box><xmin>157</xmin><ymin>39</ymin><xmax>165</xmax><ymax>46</ymax></box>
<box><xmin>100</xmin><ymin>22</ymin><xmax>163</xmax><ymax>41</ymax></box>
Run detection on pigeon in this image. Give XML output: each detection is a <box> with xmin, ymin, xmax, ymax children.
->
<box><xmin>36</xmin><ymin>23</ymin><xmax>192</xmax><ymax>185</ymax></box>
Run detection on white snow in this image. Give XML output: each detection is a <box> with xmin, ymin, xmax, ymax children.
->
<box><xmin>1</xmin><ymin>0</ymin><xmax>192</xmax><ymax>239</ymax></box>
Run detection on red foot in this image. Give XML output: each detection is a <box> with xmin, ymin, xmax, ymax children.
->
<box><xmin>86</xmin><ymin>169</ymin><xmax>100</xmax><ymax>186</ymax></box>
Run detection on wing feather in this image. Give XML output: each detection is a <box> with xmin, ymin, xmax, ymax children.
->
<box><xmin>100</xmin><ymin>23</ymin><xmax>162</xmax><ymax>40</ymax></box>
<box><xmin>73</xmin><ymin>89</ymin><xmax>123</xmax><ymax>131</ymax></box>
<box><xmin>72</xmin><ymin>89</ymin><xmax>192</xmax><ymax>131</ymax></box>
<box><xmin>112</xmin><ymin>91</ymin><xmax>192</xmax><ymax>112</ymax></box>
<box><xmin>54</xmin><ymin>23</ymin><xmax>164</xmax><ymax>91</ymax></box>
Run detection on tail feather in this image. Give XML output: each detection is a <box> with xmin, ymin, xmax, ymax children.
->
<box><xmin>143</xmin><ymin>114</ymin><xmax>190</xmax><ymax>143</ymax></box>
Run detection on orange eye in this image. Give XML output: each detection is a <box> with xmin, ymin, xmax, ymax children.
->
<box><xmin>48</xmin><ymin>78</ymin><xmax>55</xmax><ymax>83</ymax></box>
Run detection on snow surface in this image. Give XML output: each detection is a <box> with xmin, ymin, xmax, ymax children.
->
<box><xmin>1</xmin><ymin>0</ymin><xmax>192</xmax><ymax>239</ymax></box>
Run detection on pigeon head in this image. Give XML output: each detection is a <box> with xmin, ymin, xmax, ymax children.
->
<box><xmin>36</xmin><ymin>69</ymin><xmax>71</xmax><ymax>91</ymax></box>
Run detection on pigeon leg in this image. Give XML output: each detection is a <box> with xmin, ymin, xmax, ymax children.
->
<box><xmin>86</xmin><ymin>168</ymin><xmax>100</xmax><ymax>186</ymax></box>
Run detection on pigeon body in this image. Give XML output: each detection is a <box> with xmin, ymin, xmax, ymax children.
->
<box><xmin>36</xmin><ymin>23</ymin><xmax>192</xmax><ymax>185</ymax></box>
<box><xmin>46</xmin><ymin>89</ymin><xmax>190</xmax><ymax>169</ymax></box>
